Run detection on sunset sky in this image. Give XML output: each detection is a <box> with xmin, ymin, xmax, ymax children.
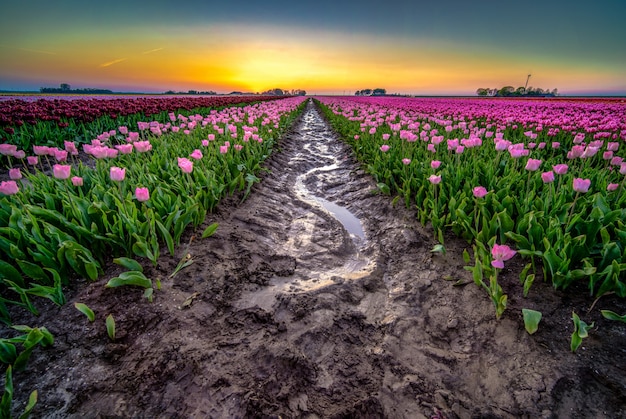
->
<box><xmin>1</xmin><ymin>0</ymin><xmax>624</xmax><ymax>95</ymax></box>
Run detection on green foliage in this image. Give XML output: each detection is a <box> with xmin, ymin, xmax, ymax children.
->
<box><xmin>201</xmin><ymin>222</ymin><xmax>219</xmax><ymax>239</ymax></box>
<box><xmin>571</xmin><ymin>312</ymin><xmax>594</xmax><ymax>352</ymax></box>
<box><xmin>601</xmin><ymin>310</ymin><xmax>626</xmax><ymax>323</ymax></box>
<box><xmin>74</xmin><ymin>302</ymin><xmax>95</xmax><ymax>322</ymax></box>
<box><xmin>522</xmin><ymin>309</ymin><xmax>542</xmax><ymax>334</ymax></box>
<box><xmin>105</xmin><ymin>314</ymin><xmax>116</xmax><ymax>341</ymax></box>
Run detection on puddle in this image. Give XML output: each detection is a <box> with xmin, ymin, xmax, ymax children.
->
<box><xmin>313</xmin><ymin>197</ymin><xmax>365</xmax><ymax>239</ymax></box>
<box><xmin>236</xmin><ymin>102</ymin><xmax>373</xmax><ymax>311</ymax></box>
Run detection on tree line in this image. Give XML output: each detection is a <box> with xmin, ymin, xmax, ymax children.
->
<box><xmin>476</xmin><ymin>86</ymin><xmax>558</xmax><ymax>97</ymax></box>
<box><xmin>355</xmin><ymin>88</ymin><xmax>387</xmax><ymax>96</ymax></box>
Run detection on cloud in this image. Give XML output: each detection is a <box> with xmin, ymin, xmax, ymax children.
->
<box><xmin>142</xmin><ymin>47</ymin><xmax>164</xmax><ymax>54</ymax></box>
<box><xmin>100</xmin><ymin>58</ymin><xmax>127</xmax><ymax>67</ymax></box>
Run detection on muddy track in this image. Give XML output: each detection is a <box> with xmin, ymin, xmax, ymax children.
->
<box><xmin>11</xmin><ymin>100</ymin><xmax>626</xmax><ymax>418</ymax></box>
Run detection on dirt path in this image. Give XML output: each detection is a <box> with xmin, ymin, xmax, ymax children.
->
<box><xmin>10</xmin><ymin>100</ymin><xmax>626</xmax><ymax>418</ymax></box>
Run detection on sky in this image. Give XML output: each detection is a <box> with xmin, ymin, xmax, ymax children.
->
<box><xmin>0</xmin><ymin>0</ymin><xmax>625</xmax><ymax>95</ymax></box>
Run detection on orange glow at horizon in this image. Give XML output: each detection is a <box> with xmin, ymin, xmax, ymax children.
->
<box><xmin>1</xmin><ymin>24</ymin><xmax>624</xmax><ymax>95</ymax></box>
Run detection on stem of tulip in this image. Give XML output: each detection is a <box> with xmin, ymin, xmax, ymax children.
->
<box><xmin>565</xmin><ymin>191</ymin><xmax>579</xmax><ymax>230</ymax></box>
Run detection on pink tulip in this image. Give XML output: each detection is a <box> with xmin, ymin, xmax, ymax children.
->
<box><xmin>473</xmin><ymin>186</ymin><xmax>488</xmax><ymax>198</ymax></box>
<box><xmin>572</xmin><ymin>178</ymin><xmax>591</xmax><ymax>193</ymax></box>
<box><xmin>354</xmin><ymin>135</ymin><xmax>360</xmax><ymax>140</ymax></box>
<box><xmin>402</xmin><ymin>158</ymin><xmax>411</xmax><ymax>165</ymax></box>
<box><xmin>33</xmin><ymin>145</ymin><xmax>50</xmax><ymax>156</ymax></box>
<box><xmin>27</xmin><ymin>156</ymin><xmax>38</xmax><ymax>165</ymax></box>
<box><xmin>177</xmin><ymin>157</ymin><xmax>193</xmax><ymax>173</ymax></box>
<box><xmin>53</xmin><ymin>164</ymin><xmax>71</xmax><ymax>180</ymax></box>
<box><xmin>0</xmin><ymin>144</ymin><xmax>17</xmax><ymax>156</ymax></box>
<box><xmin>135</xmin><ymin>187</ymin><xmax>150</xmax><ymax>202</ymax></box>
<box><xmin>380</xmin><ymin>145</ymin><xmax>390</xmax><ymax>152</ymax></box>
<box><xmin>208</xmin><ymin>134</ymin><xmax>215</xmax><ymax>141</ymax></box>
<box><xmin>491</xmin><ymin>243</ymin><xmax>516</xmax><ymax>269</ymax></box>
<box><xmin>234</xmin><ymin>144</ymin><xmax>243</xmax><ymax>151</ymax></box>
<box><xmin>428</xmin><ymin>174</ymin><xmax>442</xmax><ymax>184</ymax></box>
<box><xmin>64</xmin><ymin>141</ymin><xmax>78</xmax><ymax>155</ymax></box>
<box><xmin>541</xmin><ymin>171</ymin><xmax>555</xmax><ymax>183</ymax></box>
<box><xmin>110</xmin><ymin>166</ymin><xmax>126</xmax><ymax>182</ymax></box>
<box><xmin>607</xmin><ymin>183</ymin><xmax>619</xmax><ymax>191</ymax></box>
<box><xmin>127</xmin><ymin>132</ymin><xmax>139</xmax><ymax>142</ymax></box>
<box><xmin>119</xmin><ymin>126</ymin><xmax>128</xmax><ymax>135</ymax></box>
<box><xmin>382</xmin><ymin>133</ymin><xmax>390</xmax><ymax>140</ymax></box>
<box><xmin>525</xmin><ymin>158</ymin><xmax>542</xmax><ymax>171</ymax></box>
<box><xmin>201</xmin><ymin>140</ymin><xmax>209</xmax><ymax>147</ymax></box>
<box><xmin>431</xmin><ymin>160</ymin><xmax>441</xmax><ymax>169</ymax></box>
<box><xmin>9</xmin><ymin>168</ymin><xmax>22</xmax><ymax>180</ymax></box>
<box><xmin>55</xmin><ymin>149</ymin><xmax>68</xmax><ymax>162</ymax></box>
<box><xmin>189</xmin><ymin>149</ymin><xmax>203</xmax><ymax>160</ymax></box>
<box><xmin>71</xmin><ymin>176</ymin><xmax>83</xmax><ymax>186</ymax></box>
<box><xmin>134</xmin><ymin>141</ymin><xmax>152</xmax><ymax>153</ymax></box>
<box><xmin>553</xmin><ymin>164</ymin><xmax>568</xmax><ymax>175</ymax></box>
<box><xmin>115</xmin><ymin>144</ymin><xmax>133</xmax><ymax>154</ymax></box>
<box><xmin>620</xmin><ymin>163</ymin><xmax>626</xmax><ymax>175</ymax></box>
<box><xmin>0</xmin><ymin>180</ymin><xmax>19</xmax><ymax>195</ymax></box>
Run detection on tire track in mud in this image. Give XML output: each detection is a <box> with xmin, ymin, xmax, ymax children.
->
<box><xmin>15</xmin><ymin>100</ymin><xmax>626</xmax><ymax>418</ymax></box>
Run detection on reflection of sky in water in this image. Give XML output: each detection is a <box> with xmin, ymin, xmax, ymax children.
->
<box><xmin>314</xmin><ymin>197</ymin><xmax>364</xmax><ymax>239</ymax></box>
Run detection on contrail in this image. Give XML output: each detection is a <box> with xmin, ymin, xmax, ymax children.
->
<box><xmin>142</xmin><ymin>47</ymin><xmax>164</xmax><ymax>54</ymax></box>
<box><xmin>100</xmin><ymin>58</ymin><xmax>127</xmax><ymax>67</ymax></box>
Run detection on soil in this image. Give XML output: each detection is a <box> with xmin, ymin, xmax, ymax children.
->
<box><xmin>5</xmin><ymin>100</ymin><xmax>626</xmax><ymax>418</ymax></box>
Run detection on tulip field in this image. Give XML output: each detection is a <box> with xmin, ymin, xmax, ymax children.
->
<box><xmin>317</xmin><ymin>96</ymin><xmax>626</xmax><ymax>320</ymax></box>
<box><xmin>0</xmin><ymin>94</ymin><xmax>307</xmax><ymax>415</ymax></box>
<box><xmin>1</xmin><ymin>94</ymin><xmax>626</xmax><ymax>416</ymax></box>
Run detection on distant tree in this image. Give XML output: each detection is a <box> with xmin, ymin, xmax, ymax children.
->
<box><xmin>60</xmin><ymin>83</ymin><xmax>71</xmax><ymax>91</ymax></box>
<box><xmin>476</xmin><ymin>88</ymin><xmax>490</xmax><ymax>96</ymax></box>
<box><xmin>372</xmin><ymin>88</ymin><xmax>386</xmax><ymax>96</ymax></box>
<box><xmin>515</xmin><ymin>86</ymin><xmax>526</xmax><ymax>96</ymax></box>
<box><xmin>497</xmin><ymin>86</ymin><xmax>515</xmax><ymax>96</ymax></box>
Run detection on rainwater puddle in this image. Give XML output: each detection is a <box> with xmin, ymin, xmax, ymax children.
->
<box><xmin>313</xmin><ymin>197</ymin><xmax>365</xmax><ymax>239</ymax></box>
<box><xmin>236</xmin><ymin>102</ymin><xmax>373</xmax><ymax>311</ymax></box>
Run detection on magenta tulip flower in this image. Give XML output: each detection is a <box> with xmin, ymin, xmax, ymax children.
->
<box><xmin>402</xmin><ymin>158</ymin><xmax>411</xmax><ymax>165</ymax></box>
<box><xmin>110</xmin><ymin>166</ymin><xmax>126</xmax><ymax>182</ymax></box>
<box><xmin>27</xmin><ymin>156</ymin><xmax>38</xmax><ymax>165</ymax></box>
<box><xmin>491</xmin><ymin>244</ymin><xmax>516</xmax><ymax>269</ymax></box>
<box><xmin>553</xmin><ymin>164</ymin><xmax>568</xmax><ymax>175</ymax></box>
<box><xmin>0</xmin><ymin>180</ymin><xmax>19</xmax><ymax>195</ymax></box>
<box><xmin>9</xmin><ymin>168</ymin><xmax>22</xmax><ymax>180</ymax></box>
<box><xmin>177</xmin><ymin>157</ymin><xmax>193</xmax><ymax>173</ymax></box>
<box><xmin>380</xmin><ymin>145</ymin><xmax>390</xmax><ymax>152</ymax></box>
<box><xmin>572</xmin><ymin>178</ymin><xmax>591</xmax><ymax>193</ymax></box>
<box><xmin>431</xmin><ymin>160</ymin><xmax>441</xmax><ymax>169</ymax></box>
<box><xmin>473</xmin><ymin>186</ymin><xmax>488</xmax><ymax>198</ymax></box>
<box><xmin>134</xmin><ymin>141</ymin><xmax>152</xmax><ymax>153</ymax></box>
<box><xmin>607</xmin><ymin>183</ymin><xmax>619</xmax><ymax>191</ymax></box>
<box><xmin>71</xmin><ymin>176</ymin><xmax>83</xmax><ymax>186</ymax></box>
<box><xmin>53</xmin><ymin>164</ymin><xmax>71</xmax><ymax>180</ymax></box>
<box><xmin>0</xmin><ymin>144</ymin><xmax>17</xmax><ymax>156</ymax></box>
<box><xmin>201</xmin><ymin>140</ymin><xmax>209</xmax><ymax>147</ymax></box>
<box><xmin>525</xmin><ymin>158</ymin><xmax>542</xmax><ymax>171</ymax></box>
<box><xmin>189</xmin><ymin>149</ymin><xmax>203</xmax><ymax>160</ymax></box>
<box><xmin>219</xmin><ymin>145</ymin><xmax>229</xmax><ymax>154</ymax></box>
<box><xmin>135</xmin><ymin>187</ymin><xmax>150</xmax><ymax>202</ymax></box>
<box><xmin>541</xmin><ymin>171</ymin><xmax>555</xmax><ymax>183</ymax></box>
<box><xmin>428</xmin><ymin>174</ymin><xmax>442</xmax><ymax>185</ymax></box>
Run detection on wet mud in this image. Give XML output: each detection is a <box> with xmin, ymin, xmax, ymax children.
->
<box><xmin>8</xmin><ymin>100</ymin><xmax>626</xmax><ymax>418</ymax></box>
